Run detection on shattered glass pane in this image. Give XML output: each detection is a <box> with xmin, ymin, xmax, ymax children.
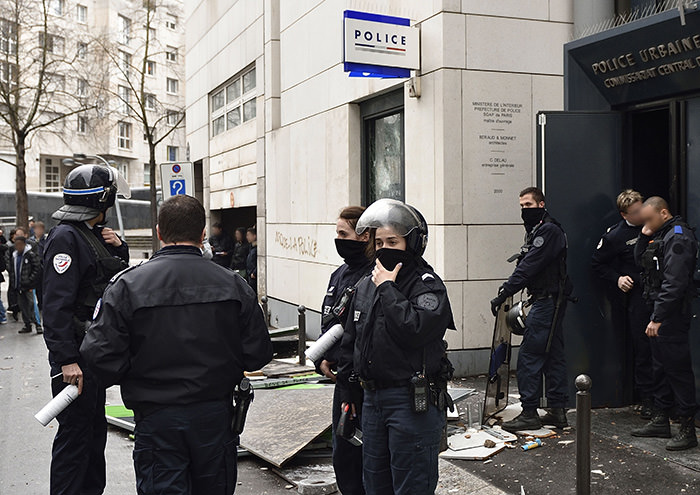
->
<box><xmin>368</xmin><ymin>111</ymin><xmax>403</xmax><ymax>203</ymax></box>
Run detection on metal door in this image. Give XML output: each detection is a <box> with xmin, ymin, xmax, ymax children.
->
<box><xmin>537</xmin><ymin>111</ymin><xmax>625</xmax><ymax>407</ymax></box>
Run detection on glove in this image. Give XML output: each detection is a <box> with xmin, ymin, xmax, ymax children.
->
<box><xmin>490</xmin><ymin>287</ymin><xmax>507</xmax><ymax>317</ymax></box>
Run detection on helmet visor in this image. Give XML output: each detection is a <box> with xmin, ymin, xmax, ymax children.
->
<box><xmin>110</xmin><ymin>167</ymin><xmax>131</xmax><ymax>199</ymax></box>
<box><xmin>355</xmin><ymin>198</ymin><xmax>422</xmax><ymax>236</ymax></box>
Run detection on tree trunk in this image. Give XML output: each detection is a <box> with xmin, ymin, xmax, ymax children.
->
<box><xmin>14</xmin><ymin>133</ymin><xmax>29</xmax><ymax>230</ymax></box>
<box><xmin>149</xmin><ymin>143</ymin><xmax>159</xmax><ymax>253</ymax></box>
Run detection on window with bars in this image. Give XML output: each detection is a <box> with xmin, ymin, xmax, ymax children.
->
<box><xmin>45</xmin><ymin>159</ymin><xmax>60</xmax><ymax>192</ymax></box>
<box><xmin>210</xmin><ymin>67</ymin><xmax>256</xmax><ymax>137</ymax></box>
<box><xmin>0</xmin><ymin>18</ymin><xmax>18</xmax><ymax>55</ymax></box>
<box><xmin>118</xmin><ymin>121</ymin><xmax>131</xmax><ymax>149</ymax></box>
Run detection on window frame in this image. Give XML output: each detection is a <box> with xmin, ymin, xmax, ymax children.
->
<box><xmin>77</xmin><ymin>115</ymin><xmax>87</xmax><ymax>134</ymax></box>
<box><xmin>165</xmin><ymin>13</ymin><xmax>177</xmax><ymax>30</ymax></box>
<box><xmin>77</xmin><ymin>41</ymin><xmax>87</xmax><ymax>60</ymax></box>
<box><xmin>360</xmin><ymin>89</ymin><xmax>405</xmax><ymax>204</ymax></box>
<box><xmin>146</xmin><ymin>59</ymin><xmax>156</xmax><ymax>76</ymax></box>
<box><xmin>50</xmin><ymin>0</ymin><xmax>65</xmax><ymax>16</ymax></box>
<box><xmin>76</xmin><ymin>78</ymin><xmax>87</xmax><ymax>97</ymax></box>
<box><xmin>166</xmin><ymin>46</ymin><xmax>178</xmax><ymax>63</ymax></box>
<box><xmin>166</xmin><ymin>77</ymin><xmax>179</xmax><ymax>95</ymax></box>
<box><xmin>118</xmin><ymin>14</ymin><xmax>131</xmax><ymax>45</ymax></box>
<box><xmin>210</xmin><ymin>66</ymin><xmax>256</xmax><ymax>137</ymax></box>
<box><xmin>144</xmin><ymin>93</ymin><xmax>156</xmax><ymax>110</ymax></box>
<box><xmin>117</xmin><ymin>121</ymin><xmax>132</xmax><ymax>149</ymax></box>
<box><xmin>45</xmin><ymin>159</ymin><xmax>60</xmax><ymax>192</ymax></box>
<box><xmin>167</xmin><ymin>145</ymin><xmax>178</xmax><ymax>161</ymax></box>
<box><xmin>0</xmin><ymin>18</ymin><xmax>18</xmax><ymax>55</ymax></box>
<box><xmin>76</xmin><ymin>4</ymin><xmax>87</xmax><ymax>23</ymax></box>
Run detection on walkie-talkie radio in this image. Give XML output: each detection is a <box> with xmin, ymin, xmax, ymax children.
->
<box><xmin>410</xmin><ymin>372</ymin><xmax>429</xmax><ymax>413</ymax></box>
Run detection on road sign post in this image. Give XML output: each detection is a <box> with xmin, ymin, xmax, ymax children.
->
<box><xmin>160</xmin><ymin>162</ymin><xmax>194</xmax><ymax>200</ymax></box>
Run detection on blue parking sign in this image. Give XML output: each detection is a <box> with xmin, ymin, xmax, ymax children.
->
<box><xmin>170</xmin><ymin>179</ymin><xmax>186</xmax><ymax>196</ymax></box>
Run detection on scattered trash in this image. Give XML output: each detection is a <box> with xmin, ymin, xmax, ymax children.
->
<box><xmin>591</xmin><ymin>469</ymin><xmax>605</xmax><ymax>476</ymax></box>
<box><xmin>483</xmin><ymin>439</ymin><xmax>497</xmax><ymax>448</ymax></box>
<box><xmin>558</xmin><ymin>440</ymin><xmax>575</xmax><ymax>446</ymax></box>
<box><xmin>522</xmin><ymin>439</ymin><xmax>543</xmax><ymax>451</ymax></box>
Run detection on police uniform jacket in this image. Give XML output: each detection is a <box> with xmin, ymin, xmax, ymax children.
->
<box><xmin>314</xmin><ymin>260</ymin><xmax>373</xmax><ymax>372</ymax></box>
<box><xmin>336</xmin><ymin>261</ymin><xmax>454</xmax><ymax>403</ymax></box>
<box><xmin>591</xmin><ymin>219</ymin><xmax>643</xmax><ymax>288</ymax></box>
<box><xmin>635</xmin><ymin>216</ymin><xmax>698</xmax><ymax>324</ymax></box>
<box><xmin>501</xmin><ymin>213</ymin><xmax>568</xmax><ymax>298</ymax></box>
<box><xmin>80</xmin><ymin>245</ymin><xmax>273</xmax><ymax>412</ymax></box>
<box><xmin>43</xmin><ymin>222</ymin><xmax>129</xmax><ymax>372</ymax></box>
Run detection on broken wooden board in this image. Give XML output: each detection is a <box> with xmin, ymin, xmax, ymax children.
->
<box><xmin>240</xmin><ymin>385</ymin><xmax>334</xmax><ymax>468</ymax></box>
<box><xmin>515</xmin><ymin>428</ymin><xmax>556</xmax><ymax>438</ymax></box>
<box><xmin>261</xmin><ymin>359</ymin><xmax>315</xmax><ymax>378</ymax></box>
<box><xmin>440</xmin><ymin>442</ymin><xmax>505</xmax><ymax>461</ymax></box>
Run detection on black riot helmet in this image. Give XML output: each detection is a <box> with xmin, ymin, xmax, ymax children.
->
<box><xmin>506</xmin><ymin>301</ymin><xmax>529</xmax><ymax>336</ymax></box>
<box><xmin>52</xmin><ymin>164</ymin><xmax>130</xmax><ymax>222</ymax></box>
<box><xmin>355</xmin><ymin>198</ymin><xmax>429</xmax><ymax>256</ymax></box>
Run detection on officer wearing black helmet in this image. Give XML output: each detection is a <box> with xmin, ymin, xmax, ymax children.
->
<box><xmin>336</xmin><ymin>199</ymin><xmax>455</xmax><ymax>495</ymax></box>
<box><xmin>42</xmin><ymin>164</ymin><xmax>130</xmax><ymax>494</ymax></box>
<box><xmin>490</xmin><ymin>187</ymin><xmax>572</xmax><ymax>433</ymax></box>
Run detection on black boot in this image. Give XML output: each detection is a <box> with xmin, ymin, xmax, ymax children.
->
<box><xmin>541</xmin><ymin>408</ymin><xmax>568</xmax><ymax>429</ymax></box>
<box><xmin>502</xmin><ymin>409</ymin><xmax>542</xmax><ymax>433</ymax></box>
<box><xmin>666</xmin><ymin>417</ymin><xmax>698</xmax><ymax>451</ymax></box>
<box><xmin>35</xmin><ymin>325</ymin><xmax>43</xmax><ymax>334</ymax></box>
<box><xmin>18</xmin><ymin>326</ymin><xmax>32</xmax><ymax>334</ymax></box>
<box><xmin>640</xmin><ymin>399</ymin><xmax>653</xmax><ymax>421</ymax></box>
<box><xmin>631</xmin><ymin>410</ymin><xmax>671</xmax><ymax>438</ymax></box>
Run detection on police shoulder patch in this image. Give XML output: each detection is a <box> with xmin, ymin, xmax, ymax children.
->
<box><xmin>674</xmin><ymin>225</ymin><xmax>683</xmax><ymax>234</ymax></box>
<box><xmin>53</xmin><ymin>253</ymin><xmax>72</xmax><ymax>274</ymax></box>
<box><xmin>533</xmin><ymin>236</ymin><xmax>545</xmax><ymax>248</ymax></box>
<box><xmin>417</xmin><ymin>293</ymin><xmax>440</xmax><ymax>311</ymax></box>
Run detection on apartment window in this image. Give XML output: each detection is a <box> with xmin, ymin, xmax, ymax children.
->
<box><xmin>146</xmin><ymin>60</ymin><xmax>156</xmax><ymax>76</ymax></box>
<box><xmin>119</xmin><ymin>15</ymin><xmax>131</xmax><ymax>44</ymax></box>
<box><xmin>166</xmin><ymin>77</ymin><xmax>178</xmax><ymax>94</ymax></box>
<box><xmin>77</xmin><ymin>41</ymin><xmax>87</xmax><ymax>60</ymax></box>
<box><xmin>119</xmin><ymin>50</ymin><xmax>131</xmax><ymax>79</ymax></box>
<box><xmin>0</xmin><ymin>18</ymin><xmax>18</xmax><ymax>55</ymax></box>
<box><xmin>118</xmin><ymin>121</ymin><xmax>131</xmax><ymax>149</ymax></box>
<box><xmin>118</xmin><ymin>85</ymin><xmax>130</xmax><ymax>114</ymax></box>
<box><xmin>167</xmin><ymin>146</ymin><xmax>178</xmax><ymax>161</ymax></box>
<box><xmin>166</xmin><ymin>110</ymin><xmax>179</xmax><ymax>125</ymax></box>
<box><xmin>210</xmin><ymin>67</ymin><xmax>256</xmax><ymax>136</ymax></box>
<box><xmin>45</xmin><ymin>159</ymin><xmax>60</xmax><ymax>192</ymax></box>
<box><xmin>165</xmin><ymin>13</ymin><xmax>177</xmax><ymax>30</ymax></box>
<box><xmin>50</xmin><ymin>0</ymin><xmax>65</xmax><ymax>16</ymax></box>
<box><xmin>166</xmin><ymin>46</ymin><xmax>177</xmax><ymax>62</ymax></box>
<box><xmin>361</xmin><ymin>90</ymin><xmax>405</xmax><ymax>203</ymax></box>
<box><xmin>39</xmin><ymin>33</ymin><xmax>65</xmax><ymax>54</ymax></box>
<box><xmin>77</xmin><ymin>115</ymin><xmax>87</xmax><ymax>133</ymax></box>
<box><xmin>143</xmin><ymin>163</ymin><xmax>150</xmax><ymax>186</ymax></box>
<box><xmin>77</xmin><ymin>78</ymin><xmax>87</xmax><ymax>97</ymax></box>
<box><xmin>76</xmin><ymin>4</ymin><xmax>87</xmax><ymax>23</ymax></box>
<box><xmin>117</xmin><ymin>162</ymin><xmax>128</xmax><ymax>181</ymax></box>
<box><xmin>0</xmin><ymin>61</ymin><xmax>17</xmax><ymax>86</ymax></box>
<box><xmin>144</xmin><ymin>93</ymin><xmax>156</xmax><ymax>110</ymax></box>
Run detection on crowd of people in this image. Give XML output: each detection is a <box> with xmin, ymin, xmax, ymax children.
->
<box><xmin>0</xmin><ymin>219</ymin><xmax>47</xmax><ymax>333</ymax></box>
<box><xmin>207</xmin><ymin>222</ymin><xmax>258</xmax><ymax>292</ymax></box>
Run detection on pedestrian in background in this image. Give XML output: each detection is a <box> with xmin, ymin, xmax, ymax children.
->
<box><xmin>82</xmin><ymin>195</ymin><xmax>273</xmax><ymax>494</ymax></box>
<box><xmin>9</xmin><ymin>236</ymin><xmax>42</xmax><ymax>334</ymax></box>
<box><xmin>210</xmin><ymin>222</ymin><xmax>234</xmax><ymax>267</ymax></box>
<box><xmin>246</xmin><ymin>226</ymin><xmax>257</xmax><ymax>293</ymax></box>
<box><xmin>230</xmin><ymin>227</ymin><xmax>250</xmax><ymax>278</ymax></box>
<box><xmin>30</xmin><ymin>220</ymin><xmax>47</xmax><ymax>312</ymax></box>
<box><xmin>0</xmin><ymin>227</ymin><xmax>8</xmax><ymax>324</ymax></box>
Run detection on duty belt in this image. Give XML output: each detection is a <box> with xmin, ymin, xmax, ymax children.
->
<box><xmin>359</xmin><ymin>378</ymin><xmax>409</xmax><ymax>391</ymax></box>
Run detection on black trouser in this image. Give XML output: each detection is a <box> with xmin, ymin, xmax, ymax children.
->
<box><xmin>17</xmin><ymin>288</ymin><xmax>37</xmax><ymax>328</ymax></box>
<box><xmin>133</xmin><ymin>401</ymin><xmax>238</xmax><ymax>495</ymax></box>
<box><xmin>7</xmin><ymin>285</ymin><xmax>18</xmax><ymax>313</ymax></box>
<box><xmin>626</xmin><ymin>289</ymin><xmax>654</xmax><ymax>401</ymax></box>
<box><xmin>50</xmin><ymin>369</ymin><xmax>107</xmax><ymax>495</ymax></box>
<box><xmin>331</xmin><ymin>385</ymin><xmax>365</xmax><ymax>495</ymax></box>
<box><xmin>650</xmin><ymin>313</ymin><xmax>698</xmax><ymax>417</ymax></box>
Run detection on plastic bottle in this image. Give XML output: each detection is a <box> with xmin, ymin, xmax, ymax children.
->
<box><xmin>521</xmin><ymin>438</ymin><xmax>542</xmax><ymax>451</ymax></box>
<box><xmin>35</xmin><ymin>384</ymin><xmax>79</xmax><ymax>426</ymax></box>
<box><xmin>305</xmin><ymin>324</ymin><xmax>344</xmax><ymax>363</ymax></box>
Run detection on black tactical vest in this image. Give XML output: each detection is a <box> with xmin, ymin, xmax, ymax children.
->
<box><xmin>523</xmin><ymin>216</ymin><xmax>569</xmax><ymax>297</ymax></box>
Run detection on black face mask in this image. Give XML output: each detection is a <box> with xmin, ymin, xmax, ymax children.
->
<box><xmin>521</xmin><ymin>208</ymin><xmax>545</xmax><ymax>231</ymax></box>
<box><xmin>376</xmin><ymin>248</ymin><xmax>415</xmax><ymax>272</ymax></box>
<box><xmin>335</xmin><ymin>239</ymin><xmax>368</xmax><ymax>266</ymax></box>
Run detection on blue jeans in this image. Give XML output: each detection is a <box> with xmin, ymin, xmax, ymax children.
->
<box><xmin>517</xmin><ymin>298</ymin><xmax>568</xmax><ymax>410</ymax></box>
<box><xmin>0</xmin><ymin>297</ymin><xmax>6</xmax><ymax>321</ymax></box>
<box><xmin>361</xmin><ymin>387</ymin><xmax>445</xmax><ymax>495</ymax></box>
<box><xmin>133</xmin><ymin>401</ymin><xmax>238</xmax><ymax>495</ymax></box>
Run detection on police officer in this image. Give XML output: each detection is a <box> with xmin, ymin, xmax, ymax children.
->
<box><xmin>81</xmin><ymin>195</ymin><xmax>274</xmax><ymax>493</ymax></box>
<box><xmin>490</xmin><ymin>187</ymin><xmax>572</xmax><ymax>432</ymax></box>
<box><xmin>314</xmin><ymin>206</ymin><xmax>372</xmax><ymax>495</ymax></box>
<box><xmin>42</xmin><ymin>164</ymin><xmax>130</xmax><ymax>494</ymax></box>
<box><xmin>631</xmin><ymin>197</ymin><xmax>698</xmax><ymax>451</ymax></box>
<box><xmin>337</xmin><ymin>199</ymin><xmax>455</xmax><ymax>495</ymax></box>
<box><xmin>591</xmin><ymin>189</ymin><xmax>654</xmax><ymax>418</ymax></box>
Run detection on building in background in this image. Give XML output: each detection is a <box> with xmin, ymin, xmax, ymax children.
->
<box><xmin>0</xmin><ymin>0</ymin><xmax>186</xmax><ymax>193</ymax></box>
<box><xmin>185</xmin><ymin>1</ymin><xmax>649</xmax><ymax>375</ymax></box>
